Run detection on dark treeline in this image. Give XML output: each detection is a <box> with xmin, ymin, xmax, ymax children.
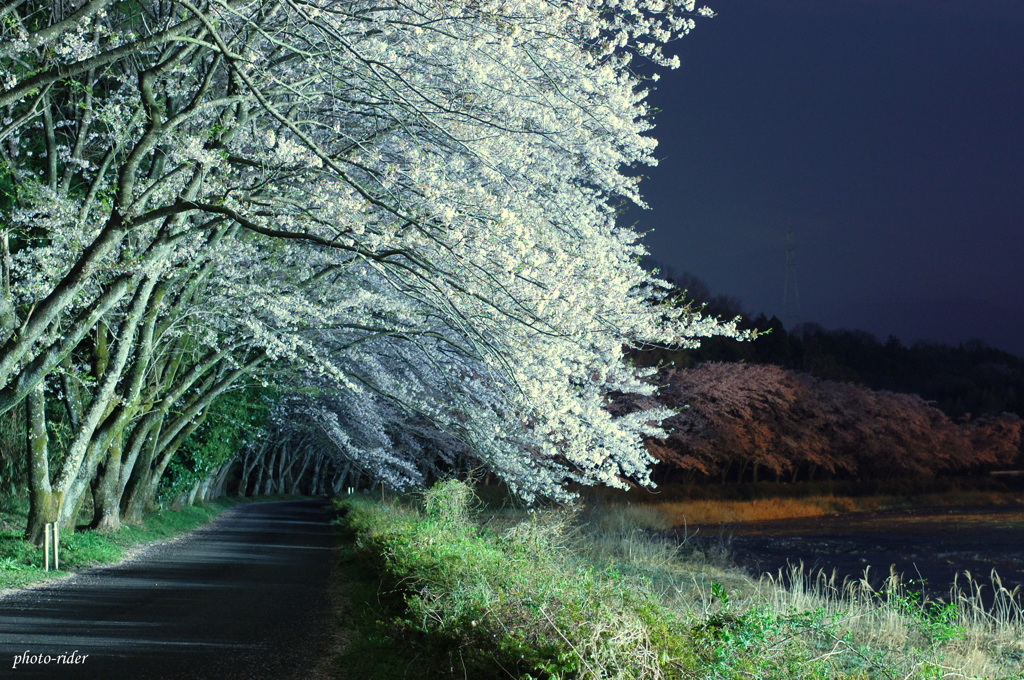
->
<box><xmin>634</xmin><ymin>272</ymin><xmax>1024</xmax><ymax>422</ymax></box>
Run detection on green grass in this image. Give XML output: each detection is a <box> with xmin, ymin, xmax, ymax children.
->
<box><xmin>0</xmin><ymin>495</ymin><xmax>245</xmax><ymax>591</ymax></box>
<box><xmin>333</xmin><ymin>480</ymin><xmax>1024</xmax><ymax>680</ymax></box>
<box><xmin>337</xmin><ymin>484</ymin><xmax>689</xmax><ymax>680</ymax></box>
<box><xmin>314</xmin><ymin>537</ymin><xmax>444</xmax><ymax>679</ymax></box>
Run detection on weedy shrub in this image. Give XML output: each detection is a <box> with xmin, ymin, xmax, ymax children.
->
<box><xmin>342</xmin><ymin>480</ymin><xmax>689</xmax><ymax>679</ymax></box>
<box><xmin>588</xmin><ymin>503</ymin><xmax>674</xmax><ymax>533</ymax></box>
<box><xmin>422</xmin><ymin>476</ymin><xmax>477</xmax><ymax>526</ymax></box>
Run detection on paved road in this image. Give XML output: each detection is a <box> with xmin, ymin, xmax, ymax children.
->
<box><xmin>0</xmin><ymin>500</ymin><xmax>338</xmax><ymax>680</ymax></box>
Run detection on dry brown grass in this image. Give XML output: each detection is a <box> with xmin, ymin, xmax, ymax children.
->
<box><xmin>754</xmin><ymin>564</ymin><xmax>1024</xmax><ymax>679</ymax></box>
<box><xmin>641</xmin><ymin>491</ymin><xmax>1024</xmax><ymax>526</ymax></box>
<box><xmin>652</xmin><ymin>495</ymin><xmax>873</xmax><ymax>524</ymax></box>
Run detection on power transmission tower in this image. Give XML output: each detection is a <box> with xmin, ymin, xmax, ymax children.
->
<box><xmin>782</xmin><ymin>229</ymin><xmax>802</xmax><ymax>333</ymax></box>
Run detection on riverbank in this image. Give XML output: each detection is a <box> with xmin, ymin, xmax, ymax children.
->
<box><xmin>650</xmin><ymin>490</ymin><xmax>1024</xmax><ymax>525</ymax></box>
<box><xmin>329</xmin><ymin>481</ymin><xmax>1024</xmax><ymax>679</ymax></box>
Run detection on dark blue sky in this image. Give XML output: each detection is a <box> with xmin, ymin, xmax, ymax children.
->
<box><xmin>634</xmin><ymin>0</ymin><xmax>1024</xmax><ymax>355</ymax></box>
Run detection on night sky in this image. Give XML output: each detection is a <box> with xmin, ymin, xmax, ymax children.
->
<box><xmin>633</xmin><ymin>0</ymin><xmax>1024</xmax><ymax>355</ymax></box>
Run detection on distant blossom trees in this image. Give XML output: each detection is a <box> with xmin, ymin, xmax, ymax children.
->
<box><xmin>631</xmin><ymin>363</ymin><xmax>1023</xmax><ymax>483</ymax></box>
<box><xmin>0</xmin><ymin>0</ymin><xmax>740</xmax><ymax>540</ymax></box>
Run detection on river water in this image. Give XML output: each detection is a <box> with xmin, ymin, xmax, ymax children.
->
<box><xmin>692</xmin><ymin>505</ymin><xmax>1024</xmax><ymax>599</ymax></box>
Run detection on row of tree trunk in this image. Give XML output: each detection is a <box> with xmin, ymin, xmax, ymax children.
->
<box><xmin>14</xmin><ymin>267</ymin><xmax>264</xmax><ymax>542</ymax></box>
<box><xmin>235</xmin><ymin>436</ymin><xmax>361</xmax><ymax>499</ymax></box>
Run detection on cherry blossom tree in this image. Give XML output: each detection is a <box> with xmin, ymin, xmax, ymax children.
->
<box><xmin>637</xmin><ymin>363</ymin><xmax>1011</xmax><ymax>484</ymax></box>
<box><xmin>959</xmin><ymin>412</ymin><xmax>1022</xmax><ymax>470</ymax></box>
<box><xmin>1</xmin><ymin>0</ymin><xmax>739</xmax><ymax>539</ymax></box>
<box><xmin>646</xmin><ymin>363</ymin><xmax>847</xmax><ymax>483</ymax></box>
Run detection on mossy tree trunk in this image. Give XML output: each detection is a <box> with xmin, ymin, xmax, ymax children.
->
<box><xmin>0</xmin><ymin>231</ymin><xmax>16</xmax><ymax>343</ymax></box>
<box><xmin>120</xmin><ymin>422</ymin><xmax>162</xmax><ymax>525</ymax></box>
<box><xmin>56</xmin><ymin>276</ymin><xmax>159</xmax><ymax>530</ymax></box>
<box><xmin>25</xmin><ymin>382</ymin><xmax>61</xmax><ymax>545</ymax></box>
<box><xmin>92</xmin><ymin>436</ymin><xmax>123</xmax><ymax>532</ymax></box>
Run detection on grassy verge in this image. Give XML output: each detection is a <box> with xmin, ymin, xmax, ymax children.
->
<box><xmin>334</xmin><ymin>480</ymin><xmax>1024</xmax><ymax>680</ymax></box>
<box><xmin>0</xmin><ymin>495</ymin><xmax>246</xmax><ymax>592</ymax></box>
<box><xmin>310</xmin><ymin>523</ymin><xmax>444</xmax><ymax>680</ymax></box>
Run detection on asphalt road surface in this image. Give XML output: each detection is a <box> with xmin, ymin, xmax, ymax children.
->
<box><xmin>0</xmin><ymin>499</ymin><xmax>338</xmax><ymax>680</ymax></box>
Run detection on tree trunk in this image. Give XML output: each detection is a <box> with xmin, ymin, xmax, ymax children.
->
<box><xmin>25</xmin><ymin>383</ymin><xmax>61</xmax><ymax>545</ymax></box>
<box><xmin>252</xmin><ymin>447</ymin><xmax>267</xmax><ymax>498</ymax></box>
<box><xmin>331</xmin><ymin>461</ymin><xmax>352</xmax><ymax>496</ymax></box>
<box><xmin>0</xmin><ymin>231</ymin><xmax>16</xmax><ymax>343</ymax></box>
<box><xmin>92</xmin><ymin>437</ymin><xmax>123</xmax><ymax>532</ymax></box>
<box><xmin>132</xmin><ymin>411</ymin><xmax>207</xmax><ymax>517</ymax></box>
<box><xmin>275</xmin><ymin>444</ymin><xmax>291</xmax><ymax>494</ymax></box>
<box><xmin>261</xmin><ymin>445</ymin><xmax>279</xmax><ymax>496</ymax></box>
<box><xmin>310</xmin><ymin>452</ymin><xmax>324</xmax><ymax>496</ymax></box>
<box><xmin>117</xmin><ymin>416</ymin><xmax>159</xmax><ymax>512</ymax></box>
<box><xmin>56</xmin><ymin>276</ymin><xmax>159</xmax><ymax>528</ymax></box>
<box><xmin>121</xmin><ymin>421</ymin><xmax>162</xmax><ymax>525</ymax></box>
<box><xmin>186</xmin><ymin>480</ymin><xmax>202</xmax><ymax>507</ymax></box>
<box><xmin>207</xmin><ymin>462</ymin><xmax>232</xmax><ymax>501</ymax></box>
<box><xmin>737</xmin><ymin>460</ymin><xmax>751</xmax><ymax>484</ymax></box>
<box><xmin>59</xmin><ymin>355</ymin><xmax>81</xmax><ymax>432</ymax></box>
<box><xmin>290</xmin><ymin>450</ymin><xmax>313</xmax><ymax>495</ymax></box>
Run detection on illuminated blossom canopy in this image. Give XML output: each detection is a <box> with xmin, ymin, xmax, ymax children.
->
<box><xmin>0</xmin><ymin>0</ymin><xmax>739</xmax><ymax>536</ymax></box>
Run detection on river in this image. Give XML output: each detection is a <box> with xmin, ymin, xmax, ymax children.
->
<box><xmin>691</xmin><ymin>505</ymin><xmax>1024</xmax><ymax>601</ymax></box>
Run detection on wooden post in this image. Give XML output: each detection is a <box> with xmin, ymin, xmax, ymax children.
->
<box><xmin>44</xmin><ymin>524</ymin><xmax>51</xmax><ymax>572</ymax></box>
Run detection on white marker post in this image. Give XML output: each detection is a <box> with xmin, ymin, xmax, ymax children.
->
<box><xmin>43</xmin><ymin>523</ymin><xmax>60</xmax><ymax>571</ymax></box>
